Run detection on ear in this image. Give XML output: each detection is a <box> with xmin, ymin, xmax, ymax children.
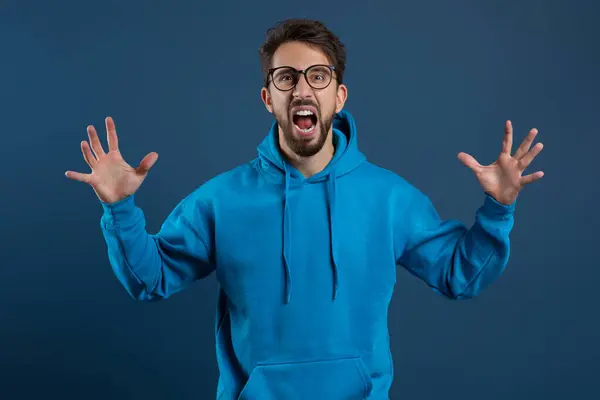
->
<box><xmin>335</xmin><ymin>83</ymin><xmax>348</xmax><ymax>113</ymax></box>
<box><xmin>261</xmin><ymin>87</ymin><xmax>273</xmax><ymax>113</ymax></box>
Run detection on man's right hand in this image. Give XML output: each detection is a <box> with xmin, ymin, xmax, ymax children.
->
<box><xmin>65</xmin><ymin>116</ymin><xmax>159</xmax><ymax>204</ymax></box>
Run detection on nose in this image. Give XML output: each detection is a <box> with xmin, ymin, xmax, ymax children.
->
<box><xmin>292</xmin><ymin>73</ymin><xmax>314</xmax><ymax>99</ymax></box>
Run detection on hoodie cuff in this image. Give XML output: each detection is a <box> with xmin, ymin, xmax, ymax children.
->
<box><xmin>100</xmin><ymin>194</ymin><xmax>139</xmax><ymax>227</ymax></box>
<box><xmin>480</xmin><ymin>193</ymin><xmax>516</xmax><ymax>221</ymax></box>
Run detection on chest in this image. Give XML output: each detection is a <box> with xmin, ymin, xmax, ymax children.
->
<box><xmin>213</xmin><ymin>181</ymin><xmax>397</xmax><ymax>309</ymax></box>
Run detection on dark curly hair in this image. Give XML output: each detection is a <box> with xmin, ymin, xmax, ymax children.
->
<box><xmin>258</xmin><ymin>19</ymin><xmax>347</xmax><ymax>88</ymax></box>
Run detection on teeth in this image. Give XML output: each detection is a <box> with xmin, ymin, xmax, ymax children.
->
<box><xmin>294</xmin><ymin>109</ymin><xmax>314</xmax><ymax>116</ymax></box>
<box><xmin>295</xmin><ymin>124</ymin><xmax>315</xmax><ymax>133</ymax></box>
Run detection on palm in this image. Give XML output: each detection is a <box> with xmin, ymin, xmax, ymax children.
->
<box><xmin>65</xmin><ymin>117</ymin><xmax>158</xmax><ymax>204</ymax></box>
<box><xmin>458</xmin><ymin>121</ymin><xmax>544</xmax><ymax>205</ymax></box>
<box><xmin>87</xmin><ymin>150</ymin><xmax>145</xmax><ymax>204</ymax></box>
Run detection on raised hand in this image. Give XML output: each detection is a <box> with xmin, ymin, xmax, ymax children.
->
<box><xmin>65</xmin><ymin>117</ymin><xmax>159</xmax><ymax>204</ymax></box>
<box><xmin>457</xmin><ymin>120</ymin><xmax>544</xmax><ymax>205</ymax></box>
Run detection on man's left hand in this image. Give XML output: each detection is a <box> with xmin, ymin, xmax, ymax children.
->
<box><xmin>457</xmin><ymin>120</ymin><xmax>544</xmax><ymax>206</ymax></box>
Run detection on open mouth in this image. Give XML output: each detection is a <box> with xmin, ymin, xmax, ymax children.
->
<box><xmin>292</xmin><ymin>109</ymin><xmax>318</xmax><ymax>134</ymax></box>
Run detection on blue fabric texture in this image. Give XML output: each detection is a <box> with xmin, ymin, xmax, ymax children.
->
<box><xmin>100</xmin><ymin>109</ymin><xmax>516</xmax><ymax>399</ymax></box>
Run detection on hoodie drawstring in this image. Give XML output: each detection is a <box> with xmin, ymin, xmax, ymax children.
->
<box><xmin>282</xmin><ymin>167</ymin><xmax>292</xmax><ymax>304</ymax></box>
<box><xmin>281</xmin><ymin>168</ymin><xmax>339</xmax><ymax>304</ymax></box>
<box><xmin>327</xmin><ymin>172</ymin><xmax>339</xmax><ymax>301</ymax></box>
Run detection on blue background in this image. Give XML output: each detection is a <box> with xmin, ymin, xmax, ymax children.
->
<box><xmin>1</xmin><ymin>0</ymin><xmax>598</xmax><ymax>399</ymax></box>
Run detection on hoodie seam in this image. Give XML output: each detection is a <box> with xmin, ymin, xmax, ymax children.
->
<box><xmin>454</xmin><ymin>244</ymin><xmax>497</xmax><ymax>299</ymax></box>
<box><xmin>394</xmin><ymin>191</ymin><xmax>419</xmax><ymax>263</ymax></box>
<box><xmin>102</xmin><ymin>219</ymin><xmax>146</xmax><ymax>293</ymax></box>
<box><xmin>100</xmin><ymin>203</ymin><xmax>148</xmax><ymax>293</ymax></box>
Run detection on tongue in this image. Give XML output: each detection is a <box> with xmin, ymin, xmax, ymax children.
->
<box><xmin>295</xmin><ymin>116</ymin><xmax>313</xmax><ymax>129</ymax></box>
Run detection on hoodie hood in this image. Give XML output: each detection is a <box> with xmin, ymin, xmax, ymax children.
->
<box><xmin>256</xmin><ymin>109</ymin><xmax>367</xmax><ymax>304</ymax></box>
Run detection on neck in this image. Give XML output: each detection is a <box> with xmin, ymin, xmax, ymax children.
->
<box><xmin>279</xmin><ymin>130</ymin><xmax>335</xmax><ymax>178</ymax></box>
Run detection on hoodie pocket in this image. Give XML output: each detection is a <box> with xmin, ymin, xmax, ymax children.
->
<box><xmin>237</xmin><ymin>355</ymin><xmax>373</xmax><ymax>400</ymax></box>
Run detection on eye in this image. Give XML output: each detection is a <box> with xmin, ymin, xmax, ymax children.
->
<box><xmin>272</xmin><ymin>67</ymin><xmax>297</xmax><ymax>82</ymax></box>
<box><xmin>307</xmin><ymin>67</ymin><xmax>330</xmax><ymax>83</ymax></box>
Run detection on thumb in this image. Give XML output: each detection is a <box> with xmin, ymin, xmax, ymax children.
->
<box><xmin>457</xmin><ymin>152</ymin><xmax>481</xmax><ymax>172</ymax></box>
<box><xmin>136</xmin><ymin>152</ymin><xmax>159</xmax><ymax>175</ymax></box>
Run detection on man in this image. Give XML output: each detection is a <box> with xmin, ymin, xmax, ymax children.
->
<box><xmin>65</xmin><ymin>19</ymin><xmax>544</xmax><ymax>400</ymax></box>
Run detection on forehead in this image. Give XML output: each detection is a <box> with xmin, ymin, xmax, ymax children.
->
<box><xmin>271</xmin><ymin>41</ymin><xmax>331</xmax><ymax>70</ymax></box>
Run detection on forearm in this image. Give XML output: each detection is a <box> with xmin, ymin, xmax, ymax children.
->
<box><xmin>398</xmin><ymin>193</ymin><xmax>516</xmax><ymax>299</ymax></box>
<box><xmin>100</xmin><ymin>195</ymin><xmax>164</xmax><ymax>300</ymax></box>
<box><xmin>446</xmin><ymin>195</ymin><xmax>514</xmax><ymax>299</ymax></box>
<box><xmin>100</xmin><ymin>193</ymin><xmax>215</xmax><ymax>301</ymax></box>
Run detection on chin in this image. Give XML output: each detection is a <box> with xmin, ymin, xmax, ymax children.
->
<box><xmin>288</xmin><ymin>124</ymin><xmax>328</xmax><ymax>158</ymax></box>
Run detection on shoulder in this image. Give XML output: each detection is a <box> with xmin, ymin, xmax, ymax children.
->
<box><xmin>176</xmin><ymin>159</ymin><xmax>260</xmax><ymax>208</ymax></box>
<box><xmin>353</xmin><ymin>161</ymin><xmax>436</xmax><ymax>217</ymax></box>
<box><xmin>356</xmin><ymin>161</ymin><xmax>422</xmax><ymax>196</ymax></box>
<box><xmin>356</xmin><ymin>163</ymin><xmax>441</xmax><ymax>228</ymax></box>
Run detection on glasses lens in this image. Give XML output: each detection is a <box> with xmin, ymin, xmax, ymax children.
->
<box><xmin>305</xmin><ymin>65</ymin><xmax>332</xmax><ymax>89</ymax></box>
<box><xmin>272</xmin><ymin>68</ymin><xmax>297</xmax><ymax>91</ymax></box>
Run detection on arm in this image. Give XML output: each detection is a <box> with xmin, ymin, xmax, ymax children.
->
<box><xmin>100</xmin><ymin>191</ymin><xmax>214</xmax><ymax>301</ymax></box>
<box><xmin>396</xmin><ymin>190</ymin><xmax>515</xmax><ymax>299</ymax></box>
<box><xmin>397</xmin><ymin>119</ymin><xmax>544</xmax><ymax>299</ymax></box>
<box><xmin>64</xmin><ymin>116</ymin><xmax>216</xmax><ymax>301</ymax></box>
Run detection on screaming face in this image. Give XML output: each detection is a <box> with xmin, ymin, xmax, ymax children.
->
<box><xmin>261</xmin><ymin>41</ymin><xmax>347</xmax><ymax>160</ymax></box>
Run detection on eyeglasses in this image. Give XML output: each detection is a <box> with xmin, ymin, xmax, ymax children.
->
<box><xmin>267</xmin><ymin>64</ymin><xmax>336</xmax><ymax>91</ymax></box>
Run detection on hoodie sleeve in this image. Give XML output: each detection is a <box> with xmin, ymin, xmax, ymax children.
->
<box><xmin>99</xmin><ymin>191</ymin><xmax>214</xmax><ymax>301</ymax></box>
<box><xmin>395</xmin><ymin>189</ymin><xmax>516</xmax><ymax>299</ymax></box>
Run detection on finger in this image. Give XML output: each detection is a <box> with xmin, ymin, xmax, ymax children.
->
<box><xmin>64</xmin><ymin>170</ymin><xmax>91</xmax><ymax>183</ymax></box>
<box><xmin>502</xmin><ymin>120</ymin><xmax>513</xmax><ymax>155</ymax></box>
<box><xmin>87</xmin><ymin>125</ymin><xmax>106</xmax><ymax>158</ymax></box>
<box><xmin>520</xmin><ymin>171</ymin><xmax>544</xmax><ymax>185</ymax></box>
<box><xmin>514</xmin><ymin>128</ymin><xmax>538</xmax><ymax>159</ymax></box>
<box><xmin>518</xmin><ymin>142</ymin><xmax>544</xmax><ymax>170</ymax></box>
<box><xmin>81</xmin><ymin>141</ymin><xmax>97</xmax><ymax>169</ymax></box>
<box><xmin>136</xmin><ymin>152</ymin><xmax>159</xmax><ymax>175</ymax></box>
<box><xmin>457</xmin><ymin>152</ymin><xmax>482</xmax><ymax>172</ymax></box>
<box><xmin>106</xmin><ymin>116</ymin><xmax>119</xmax><ymax>152</ymax></box>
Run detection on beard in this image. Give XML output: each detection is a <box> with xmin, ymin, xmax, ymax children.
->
<box><xmin>276</xmin><ymin>99</ymin><xmax>335</xmax><ymax>158</ymax></box>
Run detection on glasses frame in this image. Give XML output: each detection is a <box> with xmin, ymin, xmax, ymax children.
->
<box><xmin>267</xmin><ymin>64</ymin><xmax>336</xmax><ymax>91</ymax></box>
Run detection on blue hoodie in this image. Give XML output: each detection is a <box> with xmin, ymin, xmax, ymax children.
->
<box><xmin>100</xmin><ymin>109</ymin><xmax>516</xmax><ymax>399</ymax></box>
